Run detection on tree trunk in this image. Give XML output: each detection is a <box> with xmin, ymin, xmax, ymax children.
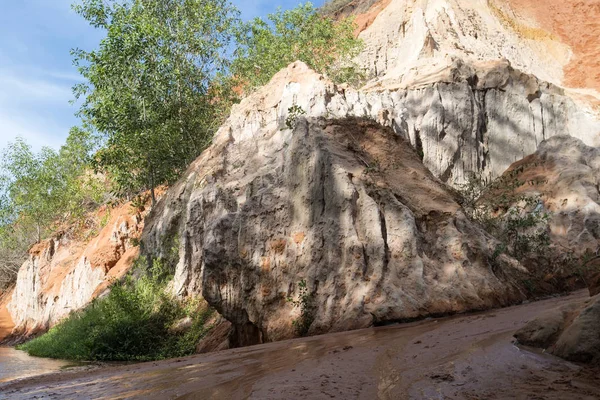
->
<box><xmin>150</xmin><ymin>185</ymin><xmax>156</xmax><ymax>208</ymax></box>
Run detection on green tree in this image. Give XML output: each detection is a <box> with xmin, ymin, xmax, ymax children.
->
<box><xmin>0</xmin><ymin>129</ymin><xmax>103</xmax><ymax>288</ymax></box>
<box><xmin>72</xmin><ymin>0</ymin><xmax>239</xmax><ymax>203</ymax></box>
<box><xmin>0</xmin><ymin>129</ymin><xmax>102</xmax><ymax>241</ymax></box>
<box><xmin>1</xmin><ymin>139</ymin><xmax>61</xmax><ymax>242</ymax></box>
<box><xmin>232</xmin><ymin>2</ymin><xmax>364</xmax><ymax>91</ymax></box>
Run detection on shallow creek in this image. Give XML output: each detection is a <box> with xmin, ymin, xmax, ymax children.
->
<box><xmin>0</xmin><ymin>347</ymin><xmax>73</xmax><ymax>383</ymax></box>
<box><xmin>1</xmin><ymin>291</ymin><xmax>599</xmax><ymax>399</ymax></box>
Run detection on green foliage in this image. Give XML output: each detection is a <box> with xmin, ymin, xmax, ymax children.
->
<box><xmin>0</xmin><ymin>128</ymin><xmax>103</xmax><ymax>238</ymax></box>
<box><xmin>0</xmin><ymin>223</ymin><xmax>34</xmax><ymax>290</ymax></box>
<box><xmin>287</xmin><ymin>279</ymin><xmax>315</xmax><ymax>336</ymax></box>
<box><xmin>285</xmin><ymin>105</ymin><xmax>306</xmax><ymax>130</ymax></box>
<box><xmin>72</xmin><ymin>0</ymin><xmax>239</xmax><ymax>201</ymax></box>
<box><xmin>458</xmin><ymin>173</ymin><xmax>551</xmax><ymax>260</ymax></box>
<box><xmin>0</xmin><ymin>129</ymin><xmax>104</xmax><ymax>288</ymax></box>
<box><xmin>232</xmin><ymin>2</ymin><xmax>364</xmax><ymax>91</ymax></box>
<box><xmin>460</xmin><ymin>173</ymin><xmax>600</xmax><ymax>294</ymax></box>
<box><xmin>18</xmin><ymin>258</ymin><xmax>214</xmax><ymax>361</ymax></box>
<box><xmin>130</xmin><ymin>193</ymin><xmax>149</xmax><ymax>213</ymax></box>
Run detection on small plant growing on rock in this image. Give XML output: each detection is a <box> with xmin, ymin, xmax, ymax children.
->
<box><xmin>458</xmin><ymin>172</ymin><xmax>551</xmax><ymax>259</ymax></box>
<box><xmin>285</xmin><ymin>105</ymin><xmax>306</xmax><ymax>130</ymax></box>
<box><xmin>287</xmin><ymin>279</ymin><xmax>315</xmax><ymax>336</ymax></box>
<box><xmin>364</xmin><ymin>159</ymin><xmax>381</xmax><ymax>174</ymax></box>
<box><xmin>131</xmin><ymin>193</ymin><xmax>149</xmax><ymax>213</ymax></box>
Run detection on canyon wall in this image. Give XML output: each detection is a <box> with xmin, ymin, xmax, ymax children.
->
<box><xmin>4</xmin><ymin>0</ymin><xmax>600</xmax><ymax>348</ymax></box>
<box><xmin>142</xmin><ymin>0</ymin><xmax>600</xmax><ymax>346</ymax></box>
<box><xmin>4</xmin><ymin>203</ymin><xmax>144</xmax><ymax>338</ymax></box>
<box><xmin>143</xmin><ymin>63</ymin><xmax>533</xmax><ymax>345</ymax></box>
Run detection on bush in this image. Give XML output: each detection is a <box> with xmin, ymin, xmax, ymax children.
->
<box><xmin>456</xmin><ymin>172</ymin><xmax>600</xmax><ymax>294</ymax></box>
<box><xmin>18</xmin><ymin>258</ymin><xmax>214</xmax><ymax>361</ymax></box>
<box><xmin>287</xmin><ymin>279</ymin><xmax>315</xmax><ymax>336</ymax></box>
<box><xmin>458</xmin><ymin>172</ymin><xmax>551</xmax><ymax>260</ymax></box>
<box><xmin>285</xmin><ymin>105</ymin><xmax>307</xmax><ymax>130</ymax></box>
<box><xmin>232</xmin><ymin>3</ymin><xmax>364</xmax><ymax>92</ymax></box>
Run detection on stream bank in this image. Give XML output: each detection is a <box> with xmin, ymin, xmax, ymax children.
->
<box><xmin>1</xmin><ymin>291</ymin><xmax>599</xmax><ymax>399</ymax></box>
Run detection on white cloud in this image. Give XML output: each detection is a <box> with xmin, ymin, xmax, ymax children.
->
<box><xmin>0</xmin><ymin>67</ymin><xmax>75</xmax><ymax>152</ymax></box>
<box><xmin>0</xmin><ymin>110</ymin><xmax>67</xmax><ymax>151</ymax></box>
<box><xmin>0</xmin><ymin>71</ymin><xmax>72</xmax><ymax>104</ymax></box>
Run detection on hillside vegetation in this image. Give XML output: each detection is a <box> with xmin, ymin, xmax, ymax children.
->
<box><xmin>18</xmin><ymin>258</ymin><xmax>215</xmax><ymax>361</ymax></box>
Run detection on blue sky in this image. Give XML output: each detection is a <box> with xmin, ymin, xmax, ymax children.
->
<box><xmin>0</xmin><ymin>0</ymin><xmax>325</xmax><ymax>153</ymax></box>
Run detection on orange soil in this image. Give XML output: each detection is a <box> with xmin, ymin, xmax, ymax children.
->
<box><xmin>503</xmin><ymin>0</ymin><xmax>600</xmax><ymax>91</ymax></box>
<box><xmin>0</xmin><ymin>290</ymin><xmax>15</xmax><ymax>341</ymax></box>
<box><xmin>91</xmin><ymin>247</ymin><xmax>140</xmax><ymax>298</ymax></box>
<box><xmin>8</xmin><ymin>199</ymin><xmax>147</xmax><ymax>337</ymax></box>
<box><xmin>353</xmin><ymin>0</ymin><xmax>392</xmax><ymax>36</ymax></box>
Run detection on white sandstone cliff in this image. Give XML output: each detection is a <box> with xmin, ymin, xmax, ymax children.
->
<box><xmin>141</xmin><ymin>0</ymin><xmax>600</xmax><ymax>346</ymax></box>
<box><xmin>143</xmin><ymin>63</ymin><xmax>531</xmax><ymax>345</ymax></box>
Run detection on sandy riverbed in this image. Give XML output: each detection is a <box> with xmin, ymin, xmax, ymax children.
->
<box><xmin>1</xmin><ymin>291</ymin><xmax>599</xmax><ymax>399</ymax></box>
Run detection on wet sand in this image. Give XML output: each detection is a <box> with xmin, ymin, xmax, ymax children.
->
<box><xmin>1</xmin><ymin>291</ymin><xmax>599</xmax><ymax>399</ymax></box>
<box><xmin>0</xmin><ymin>348</ymin><xmax>73</xmax><ymax>384</ymax></box>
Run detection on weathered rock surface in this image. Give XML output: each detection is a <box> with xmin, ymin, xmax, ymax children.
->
<box><xmin>354</xmin><ymin>0</ymin><xmax>600</xmax><ymax>97</ymax></box>
<box><xmin>5</xmin><ymin>204</ymin><xmax>144</xmax><ymax>338</ymax></box>
<box><xmin>516</xmin><ymin>294</ymin><xmax>600</xmax><ymax>364</ymax></box>
<box><xmin>514</xmin><ymin>296</ymin><xmax>591</xmax><ymax>349</ymax></box>
<box><xmin>552</xmin><ymin>296</ymin><xmax>600</xmax><ymax>364</ymax></box>
<box><xmin>174</xmin><ymin>50</ymin><xmax>598</xmax><ymax>191</ymax></box>
<box><xmin>143</xmin><ymin>63</ymin><xmax>535</xmax><ymax>346</ymax></box>
<box><xmin>494</xmin><ymin>136</ymin><xmax>600</xmax><ymax>255</ymax></box>
<box><xmin>325</xmin><ymin>0</ymin><xmax>596</xmax><ymax>188</ymax></box>
<box><xmin>512</xmin><ymin>139</ymin><xmax>600</xmax><ymax>365</ymax></box>
<box><xmin>502</xmin><ymin>0</ymin><xmax>600</xmax><ymax>92</ymax></box>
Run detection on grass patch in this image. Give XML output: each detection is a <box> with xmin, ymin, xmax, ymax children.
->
<box><xmin>18</xmin><ymin>258</ymin><xmax>214</xmax><ymax>361</ymax></box>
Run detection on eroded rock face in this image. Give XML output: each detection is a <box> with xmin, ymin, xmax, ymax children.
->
<box><xmin>187</xmin><ymin>61</ymin><xmax>597</xmax><ymax>190</ymax></box>
<box><xmin>552</xmin><ymin>297</ymin><xmax>600</xmax><ymax>364</ymax></box>
<box><xmin>495</xmin><ymin>136</ymin><xmax>600</xmax><ymax>255</ymax></box>
<box><xmin>348</xmin><ymin>0</ymin><xmax>600</xmax><ymax>185</ymax></box>
<box><xmin>354</xmin><ymin>0</ymin><xmax>600</xmax><ymax>96</ymax></box>
<box><xmin>516</xmin><ymin>294</ymin><xmax>600</xmax><ymax>364</ymax></box>
<box><xmin>6</xmin><ymin>204</ymin><xmax>144</xmax><ymax>337</ymax></box>
<box><xmin>148</xmin><ymin>0</ymin><xmax>600</xmax><ymax>348</ymax></box>
<box><xmin>143</xmin><ymin>63</ymin><xmax>533</xmax><ymax>346</ymax></box>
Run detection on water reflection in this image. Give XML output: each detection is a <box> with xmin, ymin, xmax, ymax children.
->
<box><xmin>0</xmin><ymin>347</ymin><xmax>72</xmax><ymax>383</ymax></box>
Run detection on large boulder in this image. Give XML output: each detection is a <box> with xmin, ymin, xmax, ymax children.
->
<box><xmin>489</xmin><ymin>136</ymin><xmax>600</xmax><ymax>263</ymax></box>
<box><xmin>514</xmin><ymin>297</ymin><xmax>591</xmax><ymax>348</ymax></box>
<box><xmin>143</xmin><ymin>63</ymin><xmax>532</xmax><ymax>346</ymax></box>
<box><xmin>553</xmin><ymin>296</ymin><xmax>600</xmax><ymax>363</ymax></box>
<box><xmin>516</xmin><ymin>294</ymin><xmax>600</xmax><ymax>364</ymax></box>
